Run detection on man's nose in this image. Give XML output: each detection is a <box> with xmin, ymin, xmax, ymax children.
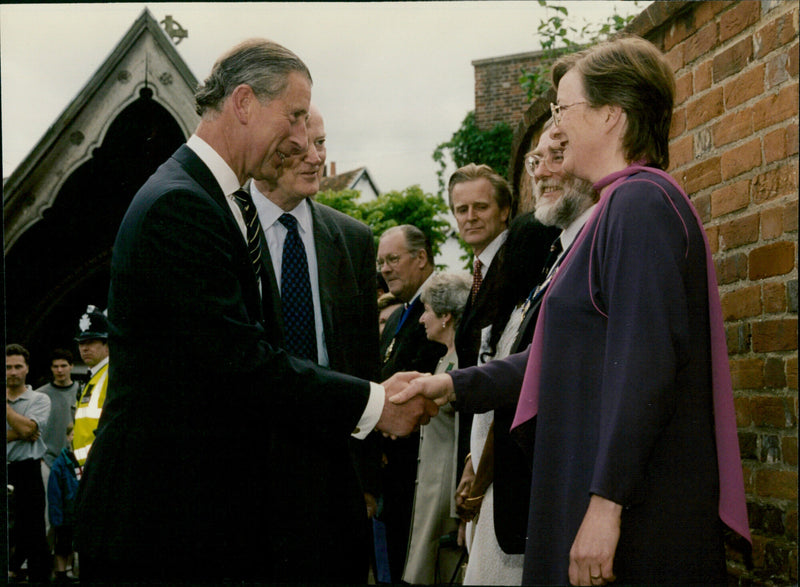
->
<box><xmin>288</xmin><ymin>122</ymin><xmax>308</xmax><ymax>155</ymax></box>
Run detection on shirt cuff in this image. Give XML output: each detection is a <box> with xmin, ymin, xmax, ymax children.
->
<box><xmin>352</xmin><ymin>382</ymin><xmax>385</xmax><ymax>439</ymax></box>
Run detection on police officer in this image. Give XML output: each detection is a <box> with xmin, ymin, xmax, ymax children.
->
<box><xmin>73</xmin><ymin>305</ymin><xmax>109</xmax><ymax>465</ymax></box>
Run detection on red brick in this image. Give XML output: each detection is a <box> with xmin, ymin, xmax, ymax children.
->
<box><xmin>726</xmin><ymin>322</ymin><xmax>751</xmax><ymax>354</ymax></box>
<box><xmin>752</xmin><ymin>318</ymin><xmax>799</xmax><ymax>352</ymax></box>
<box><xmin>751</xmin><ymin>395</ymin><xmax>791</xmax><ymax>427</ymax></box>
<box><xmin>753</xmin><ymin>83</ymin><xmax>800</xmax><ymax>131</ymax></box>
<box><xmin>706</xmin><ymin>225</ymin><xmax>719</xmax><ymax>253</ymax></box>
<box><xmin>730</xmin><ymin>358</ymin><xmax>765</xmax><ymax>389</ymax></box>
<box><xmin>788</xmin><ymin>41</ymin><xmax>799</xmax><ymax>78</ymax></box>
<box><xmin>716</xmin><ymin>252</ymin><xmax>749</xmax><ymax>284</ymax></box>
<box><xmin>788</xmin><ymin>123</ymin><xmax>799</xmax><ymax>156</ymax></box>
<box><xmin>721</xmin><ymin>284</ymin><xmax>762</xmax><ymax>319</ymax></box>
<box><xmin>687</xmin><ymin>87</ymin><xmax>724</xmax><ymax>129</ymax></box>
<box><xmin>755</xmin><ymin>469</ymin><xmax>798</xmax><ymax>500</ymax></box>
<box><xmin>711</xmin><ymin>179</ymin><xmax>751</xmax><ymax>217</ymax></box>
<box><xmin>751</xmin><ymin>165</ymin><xmax>798</xmax><ymax>204</ymax></box>
<box><xmin>722</xmin><ymin>138</ymin><xmax>763</xmax><ymax>180</ymax></box>
<box><xmin>681</xmin><ymin>156</ymin><xmax>721</xmax><ymax>194</ymax></box>
<box><xmin>686</xmin><ymin>20</ymin><xmax>719</xmax><ymax>64</ymax></box>
<box><xmin>724</xmin><ymin>64</ymin><xmax>766</xmax><ymax>109</ymax></box>
<box><xmin>784</xmin><ymin>200</ymin><xmax>798</xmax><ymax>232</ymax></box>
<box><xmin>713</xmin><ymin>109</ymin><xmax>754</xmax><ymax>148</ymax></box>
<box><xmin>695</xmin><ymin>1</ymin><xmax>728</xmax><ymax>29</ymax></box>
<box><xmin>719</xmin><ymin>213</ymin><xmax>760</xmax><ymax>250</ymax></box>
<box><xmin>664</xmin><ymin>41</ymin><xmax>685</xmax><ymax>72</ymax></box>
<box><xmin>766</xmin><ymin>48</ymin><xmax>795</xmax><ymax>88</ymax></box>
<box><xmin>754</xmin><ymin>9</ymin><xmax>800</xmax><ymax>59</ymax></box>
<box><xmin>694</xmin><ymin>58</ymin><xmax>713</xmax><ymax>93</ymax></box>
<box><xmin>734</xmin><ymin>396</ymin><xmax>752</xmax><ymax>427</ymax></box>
<box><xmin>714</xmin><ymin>38</ymin><xmax>754</xmax><ymax>83</ymax></box>
<box><xmin>783</xmin><ymin>437</ymin><xmax>798</xmax><ymax>467</ymax></box>
<box><xmin>669</xmin><ymin>107</ymin><xmax>686</xmax><ymax>139</ymax></box>
<box><xmin>720</xmin><ymin>1</ymin><xmax>761</xmax><ymax>42</ymax></box>
<box><xmin>761</xmin><ymin>206</ymin><xmax>785</xmax><ymax>240</ymax></box>
<box><xmin>788</xmin><ymin>356</ymin><xmax>798</xmax><ymax>389</ymax></box>
<box><xmin>763</xmin><ymin>127</ymin><xmax>789</xmax><ymax>163</ymax></box>
<box><xmin>668</xmin><ymin>134</ymin><xmax>693</xmax><ymax>170</ymax></box>
<box><xmin>763</xmin><ymin>281</ymin><xmax>787</xmax><ymax>313</ymax></box>
<box><xmin>764</xmin><ymin>357</ymin><xmax>788</xmax><ymax>388</ymax></box>
<box><xmin>750</xmin><ymin>241</ymin><xmax>796</xmax><ymax>278</ymax></box>
<box><xmin>693</xmin><ymin>192</ymin><xmax>711</xmax><ymax>223</ymax></box>
<box><xmin>664</xmin><ymin>12</ymin><xmax>693</xmax><ymax>53</ymax></box>
<box><xmin>675</xmin><ymin>71</ymin><xmax>693</xmax><ymax>106</ymax></box>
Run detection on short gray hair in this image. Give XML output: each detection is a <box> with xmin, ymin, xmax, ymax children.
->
<box><xmin>195</xmin><ymin>38</ymin><xmax>312</xmax><ymax>116</ymax></box>
<box><xmin>420</xmin><ymin>272</ymin><xmax>471</xmax><ymax>325</ymax></box>
<box><xmin>380</xmin><ymin>225</ymin><xmax>434</xmax><ymax>267</ymax></box>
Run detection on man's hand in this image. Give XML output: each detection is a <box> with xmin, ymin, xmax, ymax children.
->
<box><xmin>376</xmin><ymin>372</ymin><xmax>438</xmax><ymax>438</ymax></box>
<box><xmin>568</xmin><ymin>494</ymin><xmax>621</xmax><ymax>586</ymax></box>
<box><xmin>389</xmin><ymin>373</ymin><xmax>455</xmax><ymax>406</ymax></box>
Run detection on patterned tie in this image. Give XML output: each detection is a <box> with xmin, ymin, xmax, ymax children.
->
<box><xmin>231</xmin><ymin>188</ymin><xmax>266</xmax><ymax>284</ymax></box>
<box><xmin>279</xmin><ymin>213</ymin><xmax>317</xmax><ymax>362</ymax></box>
<box><xmin>471</xmin><ymin>258</ymin><xmax>483</xmax><ymax>303</ymax></box>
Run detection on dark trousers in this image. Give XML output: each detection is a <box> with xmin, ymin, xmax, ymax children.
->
<box><xmin>8</xmin><ymin>458</ymin><xmax>51</xmax><ymax>581</ymax></box>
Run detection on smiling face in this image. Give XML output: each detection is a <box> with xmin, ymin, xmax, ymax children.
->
<box><xmin>264</xmin><ymin>105</ymin><xmax>326</xmax><ymax>210</ymax></box>
<box><xmin>530</xmin><ymin>130</ymin><xmax>597</xmax><ymax>229</ymax></box>
<box><xmin>245</xmin><ymin>71</ymin><xmax>312</xmax><ymax>182</ymax></box>
<box><xmin>451</xmin><ymin>178</ymin><xmax>510</xmax><ymax>256</ymax></box>
<box><xmin>551</xmin><ymin>69</ymin><xmax>607</xmax><ymax>184</ymax></box>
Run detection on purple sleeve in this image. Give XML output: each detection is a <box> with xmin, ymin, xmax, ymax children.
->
<box><xmin>589</xmin><ymin>179</ymin><xmax>693</xmax><ymax>504</ymax></box>
<box><xmin>451</xmin><ymin>348</ymin><xmax>530</xmax><ymax>413</ymax></box>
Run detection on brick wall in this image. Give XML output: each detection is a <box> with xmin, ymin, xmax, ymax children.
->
<box><xmin>657</xmin><ymin>3</ymin><xmax>798</xmax><ymax>582</ymax></box>
<box><xmin>479</xmin><ymin>1</ymin><xmax>798</xmax><ymax>584</ymax></box>
<box><xmin>473</xmin><ymin>51</ymin><xmax>543</xmax><ymax>131</ymax></box>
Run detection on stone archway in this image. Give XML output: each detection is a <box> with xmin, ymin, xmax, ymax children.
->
<box><xmin>5</xmin><ymin>88</ymin><xmax>186</xmax><ymax>382</ymax></box>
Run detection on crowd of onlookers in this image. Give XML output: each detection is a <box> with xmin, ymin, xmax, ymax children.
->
<box><xmin>7</xmin><ymin>306</ymin><xmax>109</xmax><ymax>583</ymax></box>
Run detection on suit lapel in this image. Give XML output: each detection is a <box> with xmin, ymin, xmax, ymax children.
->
<box><xmin>310</xmin><ymin>200</ymin><xmax>339</xmax><ymax>358</ymax></box>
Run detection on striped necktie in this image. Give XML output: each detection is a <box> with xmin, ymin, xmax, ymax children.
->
<box><xmin>231</xmin><ymin>188</ymin><xmax>266</xmax><ymax>283</ymax></box>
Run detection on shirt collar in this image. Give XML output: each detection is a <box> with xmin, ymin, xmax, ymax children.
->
<box><xmin>475</xmin><ymin>229</ymin><xmax>509</xmax><ymax>271</ymax></box>
<box><xmin>409</xmin><ymin>272</ymin><xmax>436</xmax><ymax>307</ymax></box>
<box><xmin>186</xmin><ymin>135</ymin><xmax>242</xmax><ymax>196</ymax></box>
<box><xmin>249</xmin><ymin>182</ymin><xmax>313</xmax><ymax>235</ymax></box>
<box><xmin>560</xmin><ymin>204</ymin><xmax>598</xmax><ymax>252</ymax></box>
<box><xmin>8</xmin><ymin>385</ymin><xmax>34</xmax><ymax>403</ymax></box>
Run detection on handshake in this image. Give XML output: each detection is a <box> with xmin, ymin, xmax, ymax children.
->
<box><xmin>374</xmin><ymin>371</ymin><xmax>457</xmax><ymax>438</ymax></box>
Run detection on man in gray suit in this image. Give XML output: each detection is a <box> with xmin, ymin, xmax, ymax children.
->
<box><xmin>251</xmin><ymin>104</ymin><xmax>381</xmax><ymax>581</ymax></box>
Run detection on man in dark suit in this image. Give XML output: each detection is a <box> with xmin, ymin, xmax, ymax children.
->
<box><xmin>446</xmin><ymin>163</ymin><xmax>513</xmax><ymax>543</ymax></box>
<box><xmin>74</xmin><ymin>39</ymin><xmax>435</xmax><ymax>583</ymax></box>
<box><xmin>376</xmin><ymin>224</ymin><xmax>446</xmax><ymax>579</ymax></box>
<box><xmin>250</xmin><ymin>104</ymin><xmax>381</xmax><ymax>581</ymax></box>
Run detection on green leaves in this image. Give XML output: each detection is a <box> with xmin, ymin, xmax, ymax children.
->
<box><xmin>316</xmin><ymin>186</ymin><xmax>451</xmax><ymax>260</ymax></box>
<box><xmin>519</xmin><ymin>0</ymin><xmax>638</xmax><ymax>102</ymax></box>
<box><xmin>432</xmin><ymin>111</ymin><xmax>513</xmax><ymax>198</ymax></box>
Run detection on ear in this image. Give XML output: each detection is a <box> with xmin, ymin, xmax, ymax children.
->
<box><xmin>604</xmin><ymin>104</ymin><xmax>624</xmax><ymax>131</ymax></box>
<box><xmin>229</xmin><ymin>84</ymin><xmax>255</xmax><ymax>125</ymax></box>
<box><xmin>499</xmin><ymin>204</ymin><xmax>511</xmax><ymax>225</ymax></box>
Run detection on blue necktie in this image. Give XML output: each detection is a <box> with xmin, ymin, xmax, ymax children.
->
<box><xmin>279</xmin><ymin>213</ymin><xmax>317</xmax><ymax>362</ymax></box>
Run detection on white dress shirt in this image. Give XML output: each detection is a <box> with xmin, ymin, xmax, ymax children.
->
<box><xmin>474</xmin><ymin>229</ymin><xmax>509</xmax><ymax>274</ymax></box>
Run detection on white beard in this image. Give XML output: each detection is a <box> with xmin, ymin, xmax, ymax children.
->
<box><xmin>534</xmin><ymin>178</ymin><xmax>595</xmax><ymax>228</ymax></box>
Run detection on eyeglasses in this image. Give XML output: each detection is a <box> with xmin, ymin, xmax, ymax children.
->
<box><xmin>376</xmin><ymin>251</ymin><xmax>415</xmax><ymax>270</ymax></box>
<box><xmin>550</xmin><ymin>101</ymin><xmax>588</xmax><ymax>126</ymax></box>
<box><xmin>524</xmin><ymin>150</ymin><xmax>564</xmax><ymax>176</ymax></box>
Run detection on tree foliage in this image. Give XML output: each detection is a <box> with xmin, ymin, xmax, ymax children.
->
<box><xmin>316</xmin><ymin>185</ymin><xmax>451</xmax><ymax>260</ymax></box>
<box><xmin>519</xmin><ymin>0</ymin><xmax>638</xmax><ymax>102</ymax></box>
<box><xmin>432</xmin><ymin>111</ymin><xmax>514</xmax><ymax>199</ymax></box>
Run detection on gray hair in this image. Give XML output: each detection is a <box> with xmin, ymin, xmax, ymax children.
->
<box><xmin>380</xmin><ymin>225</ymin><xmax>434</xmax><ymax>267</ymax></box>
<box><xmin>195</xmin><ymin>38</ymin><xmax>312</xmax><ymax>116</ymax></box>
<box><xmin>420</xmin><ymin>272</ymin><xmax>471</xmax><ymax>325</ymax></box>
